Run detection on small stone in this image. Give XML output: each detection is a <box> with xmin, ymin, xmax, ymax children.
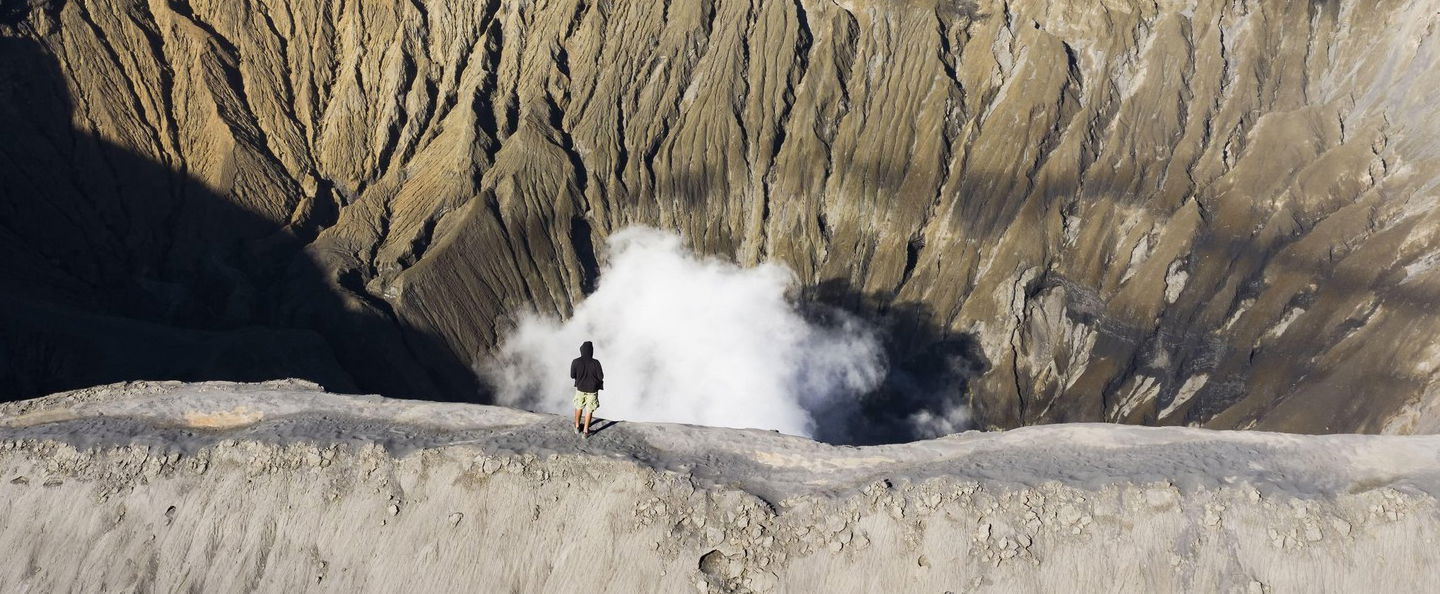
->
<box><xmin>1056</xmin><ymin>504</ymin><xmax>1081</xmax><ymax>525</ymax></box>
<box><xmin>1331</xmin><ymin>518</ymin><xmax>1352</xmax><ymax>535</ymax></box>
<box><xmin>388</xmin><ymin>504</ymin><xmax>400</xmax><ymax>516</ymax></box>
<box><xmin>1203</xmin><ymin>509</ymin><xmax>1221</xmax><ymax>527</ymax></box>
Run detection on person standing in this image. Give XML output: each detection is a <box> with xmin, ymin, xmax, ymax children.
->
<box><xmin>571</xmin><ymin>341</ymin><xmax>604</xmax><ymax>436</ymax></box>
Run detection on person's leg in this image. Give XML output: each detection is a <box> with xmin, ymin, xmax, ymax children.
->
<box><xmin>580</xmin><ymin>391</ymin><xmax>599</xmax><ymax>435</ymax></box>
<box><xmin>572</xmin><ymin>390</ymin><xmax>586</xmax><ymax>432</ymax></box>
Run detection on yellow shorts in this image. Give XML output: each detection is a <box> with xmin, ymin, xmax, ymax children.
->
<box><xmin>573</xmin><ymin>390</ymin><xmax>600</xmax><ymax>412</ymax></box>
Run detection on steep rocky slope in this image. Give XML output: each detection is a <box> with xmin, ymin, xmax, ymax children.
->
<box><xmin>4</xmin><ymin>0</ymin><xmax>1440</xmax><ymax>435</ymax></box>
<box><xmin>2</xmin><ymin>381</ymin><xmax>1439</xmax><ymax>592</ymax></box>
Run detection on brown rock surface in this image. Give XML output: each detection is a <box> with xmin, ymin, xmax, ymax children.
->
<box><xmin>3</xmin><ymin>0</ymin><xmax>1439</xmax><ymax>436</ymax></box>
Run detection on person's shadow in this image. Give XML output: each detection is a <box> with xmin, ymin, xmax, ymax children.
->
<box><xmin>585</xmin><ymin>419</ymin><xmax>620</xmax><ymax>436</ymax></box>
<box><xmin>0</xmin><ymin>16</ymin><xmax>476</xmax><ymax>402</ymax></box>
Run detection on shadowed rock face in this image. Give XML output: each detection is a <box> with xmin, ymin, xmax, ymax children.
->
<box><xmin>3</xmin><ymin>0</ymin><xmax>1440</xmax><ymax>436</ymax></box>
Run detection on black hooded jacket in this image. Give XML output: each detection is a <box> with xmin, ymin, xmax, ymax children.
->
<box><xmin>570</xmin><ymin>341</ymin><xmax>604</xmax><ymax>392</ymax></box>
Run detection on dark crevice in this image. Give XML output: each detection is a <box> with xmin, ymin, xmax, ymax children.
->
<box><xmin>544</xmin><ymin>91</ymin><xmax>588</xmax><ymax>196</ymax></box>
<box><xmin>569</xmin><ymin>216</ymin><xmax>600</xmax><ymax>295</ymax></box>
<box><xmin>472</xmin><ymin>19</ymin><xmax>505</xmax><ymax>141</ymax></box>
<box><xmin>0</xmin><ymin>0</ymin><xmax>27</xmax><ymax>25</ymax></box>
<box><xmin>403</xmin><ymin>211</ymin><xmax>442</xmax><ymax>268</ymax></box>
<box><xmin>371</xmin><ymin>51</ymin><xmax>419</xmax><ymax>183</ymax></box>
<box><xmin>900</xmin><ymin>237</ymin><xmax>924</xmax><ymax>288</ymax></box>
<box><xmin>612</xmin><ymin>94</ymin><xmax>630</xmax><ymax>194</ymax></box>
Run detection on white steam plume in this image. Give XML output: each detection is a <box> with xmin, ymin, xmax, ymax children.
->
<box><xmin>487</xmin><ymin>227</ymin><xmax>884</xmax><ymax>438</ymax></box>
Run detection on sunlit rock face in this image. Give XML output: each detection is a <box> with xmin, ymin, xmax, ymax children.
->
<box><xmin>4</xmin><ymin>0</ymin><xmax>1440</xmax><ymax>436</ymax></box>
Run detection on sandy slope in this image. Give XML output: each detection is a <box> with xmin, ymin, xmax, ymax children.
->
<box><xmin>2</xmin><ymin>381</ymin><xmax>1438</xmax><ymax>592</ymax></box>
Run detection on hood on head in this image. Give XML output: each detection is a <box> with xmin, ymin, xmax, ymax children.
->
<box><xmin>580</xmin><ymin>341</ymin><xmax>594</xmax><ymax>358</ymax></box>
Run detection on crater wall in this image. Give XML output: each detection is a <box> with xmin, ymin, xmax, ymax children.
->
<box><xmin>4</xmin><ymin>0</ymin><xmax>1440</xmax><ymax>433</ymax></box>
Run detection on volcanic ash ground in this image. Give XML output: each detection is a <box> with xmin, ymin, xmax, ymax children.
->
<box><xmin>1</xmin><ymin>380</ymin><xmax>1438</xmax><ymax>592</ymax></box>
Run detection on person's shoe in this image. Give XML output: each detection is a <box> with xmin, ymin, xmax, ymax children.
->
<box><xmin>573</xmin><ymin>425</ymin><xmax>580</xmax><ymax>434</ymax></box>
<box><xmin>582</xmin><ymin>430</ymin><xmax>591</xmax><ymax>439</ymax></box>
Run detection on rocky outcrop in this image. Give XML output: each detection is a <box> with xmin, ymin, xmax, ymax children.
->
<box><xmin>3</xmin><ymin>0</ymin><xmax>1440</xmax><ymax>435</ymax></box>
<box><xmin>2</xmin><ymin>381</ymin><xmax>1439</xmax><ymax>592</ymax></box>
